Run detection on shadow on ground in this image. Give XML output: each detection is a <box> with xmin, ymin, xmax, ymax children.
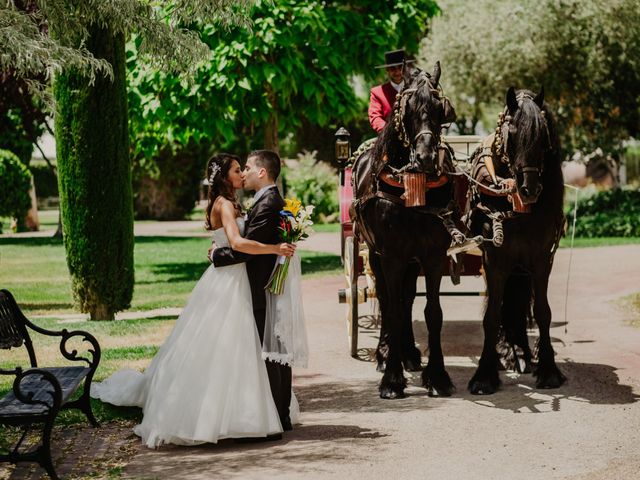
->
<box><xmin>325</xmin><ymin>314</ymin><xmax>640</xmax><ymax>415</ymax></box>
<box><xmin>124</xmin><ymin>424</ymin><xmax>388</xmax><ymax>480</ymax></box>
<box><xmin>139</xmin><ymin>262</ymin><xmax>208</xmax><ymax>284</ymax></box>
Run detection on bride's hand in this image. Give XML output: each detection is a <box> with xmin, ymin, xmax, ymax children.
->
<box><xmin>275</xmin><ymin>243</ymin><xmax>296</xmax><ymax>256</ymax></box>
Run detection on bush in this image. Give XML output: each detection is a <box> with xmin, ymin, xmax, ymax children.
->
<box><xmin>0</xmin><ymin>149</ymin><xmax>32</xmax><ymax>233</ymax></box>
<box><xmin>283</xmin><ymin>151</ymin><xmax>339</xmax><ymax>223</ymax></box>
<box><xmin>573</xmin><ymin>187</ymin><xmax>640</xmax><ymax>237</ymax></box>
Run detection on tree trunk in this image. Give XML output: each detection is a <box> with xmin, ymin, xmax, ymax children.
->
<box><xmin>54</xmin><ymin>25</ymin><xmax>133</xmax><ymax>321</ymax></box>
<box><xmin>90</xmin><ymin>303</ymin><xmax>114</xmax><ymax>321</ymax></box>
<box><xmin>264</xmin><ymin>85</ymin><xmax>279</xmax><ymax>153</ymax></box>
<box><xmin>53</xmin><ymin>209</ymin><xmax>63</xmax><ymax>239</ymax></box>
<box><xmin>23</xmin><ymin>176</ymin><xmax>40</xmax><ymax>231</ymax></box>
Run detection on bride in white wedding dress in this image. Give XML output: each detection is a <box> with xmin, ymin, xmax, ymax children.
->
<box><xmin>91</xmin><ymin>154</ymin><xmax>296</xmax><ymax>448</ymax></box>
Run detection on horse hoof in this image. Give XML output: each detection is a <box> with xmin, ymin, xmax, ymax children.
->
<box><xmin>379</xmin><ymin>387</ymin><xmax>406</xmax><ymax>399</ymax></box>
<box><xmin>468</xmin><ymin>380</ymin><xmax>498</xmax><ymax>395</ymax></box>
<box><xmin>468</xmin><ymin>369</ymin><xmax>500</xmax><ymax>395</ymax></box>
<box><xmin>534</xmin><ymin>365</ymin><xmax>566</xmax><ymax>389</ymax></box>
<box><xmin>403</xmin><ymin>358</ymin><xmax>422</xmax><ymax>372</ymax></box>
<box><xmin>421</xmin><ymin>367</ymin><xmax>455</xmax><ymax>397</ymax></box>
<box><xmin>427</xmin><ymin>383</ymin><xmax>455</xmax><ymax>397</ymax></box>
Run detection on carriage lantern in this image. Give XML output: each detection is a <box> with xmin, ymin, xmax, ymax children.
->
<box><xmin>334</xmin><ymin>127</ymin><xmax>351</xmax><ymax>167</ymax></box>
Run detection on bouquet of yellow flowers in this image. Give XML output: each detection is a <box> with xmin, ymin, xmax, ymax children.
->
<box><xmin>266</xmin><ymin>198</ymin><xmax>314</xmax><ymax>295</ymax></box>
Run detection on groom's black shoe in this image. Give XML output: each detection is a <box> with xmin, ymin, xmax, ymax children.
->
<box><xmin>281</xmin><ymin>417</ymin><xmax>293</xmax><ymax>432</ymax></box>
<box><xmin>234</xmin><ymin>433</ymin><xmax>282</xmax><ymax>444</ymax></box>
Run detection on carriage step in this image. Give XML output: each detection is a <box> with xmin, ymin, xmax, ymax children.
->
<box><xmin>338</xmin><ymin>287</ymin><xmax>373</xmax><ymax>304</ymax></box>
<box><xmin>338</xmin><ymin>288</ymin><xmax>485</xmax><ymax>302</ymax></box>
<box><xmin>437</xmin><ymin>291</ymin><xmax>486</xmax><ymax>296</ymax></box>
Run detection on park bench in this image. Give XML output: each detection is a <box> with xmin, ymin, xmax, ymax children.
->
<box><xmin>0</xmin><ymin>289</ymin><xmax>101</xmax><ymax>480</ymax></box>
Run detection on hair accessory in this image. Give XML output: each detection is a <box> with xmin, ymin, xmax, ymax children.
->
<box><xmin>208</xmin><ymin>163</ymin><xmax>221</xmax><ymax>184</ymax></box>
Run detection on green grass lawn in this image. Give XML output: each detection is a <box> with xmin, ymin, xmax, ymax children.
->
<box><xmin>0</xmin><ymin>210</ymin><xmax>59</xmax><ymax>234</ymax></box>
<box><xmin>310</xmin><ymin>222</ymin><xmax>340</xmax><ymax>233</ymax></box>
<box><xmin>0</xmin><ymin>235</ymin><xmax>341</xmax><ymax>316</ymax></box>
<box><xmin>559</xmin><ymin>236</ymin><xmax>640</xmax><ymax>248</ymax></box>
<box><xmin>0</xmin><ymin>315</ymin><xmax>170</xmax><ymax>430</ymax></box>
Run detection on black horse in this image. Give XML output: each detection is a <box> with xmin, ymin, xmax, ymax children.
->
<box><xmin>467</xmin><ymin>87</ymin><xmax>566</xmax><ymax>394</ymax></box>
<box><xmin>351</xmin><ymin>63</ymin><xmax>460</xmax><ymax>399</ymax></box>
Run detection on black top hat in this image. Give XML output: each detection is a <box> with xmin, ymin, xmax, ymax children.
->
<box><xmin>375</xmin><ymin>49</ymin><xmax>416</xmax><ymax>69</ymax></box>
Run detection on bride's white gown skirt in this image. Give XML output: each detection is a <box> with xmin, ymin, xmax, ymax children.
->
<box><xmin>92</xmin><ymin>263</ymin><xmax>283</xmax><ymax>448</ymax></box>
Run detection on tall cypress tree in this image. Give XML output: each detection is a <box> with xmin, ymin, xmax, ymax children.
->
<box><xmin>54</xmin><ymin>25</ymin><xmax>133</xmax><ymax>320</ymax></box>
<box><xmin>4</xmin><ymin>1</ymin><xmax>251</xmax><ymax>320</ymax></box>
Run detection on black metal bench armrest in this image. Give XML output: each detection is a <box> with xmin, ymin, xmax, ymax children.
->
<box><xmin>21</xmin><ymin>317</ymin><xmax>101</xmax><ymax>369</ymax></box>
<box><xmin>6</xmin><ymin>368</ymin><xmax>63</xmax><ymax>414</ymax></box>
<box><xmin>58</xmin><ymin>330</ymin><xmax>101</xmax><ymax>370</ymax></box>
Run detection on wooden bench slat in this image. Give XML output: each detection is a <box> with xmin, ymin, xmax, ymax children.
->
<box><xmin>0</xmin><ymin>366</ymin><xmax>90</xmax><ymax>417</ymax></box>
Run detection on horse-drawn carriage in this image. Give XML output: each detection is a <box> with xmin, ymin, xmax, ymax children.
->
<box><xmin>337</xmin><ymin>133</ymin><xmax>485</xmax><ymax>358</ymax></box>
<box><xmin>334</xmin><ymin>61</ymin><xmax>566</xmax><ymax>399</ymax></box>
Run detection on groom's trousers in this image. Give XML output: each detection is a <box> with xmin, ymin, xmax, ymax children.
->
<box><xmin>255</xmin><ymin>307</ymin><xmax>292</xmax><ymax>423</ymax></box>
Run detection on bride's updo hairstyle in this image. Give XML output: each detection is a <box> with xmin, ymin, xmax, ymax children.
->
<box><xmin>204</xmin><ymin>153</ymin><xmax>242</xmax><ymax>231</ymax></box>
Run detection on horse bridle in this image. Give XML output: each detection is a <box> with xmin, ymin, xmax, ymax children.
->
<box><xmin>392</xmin><ymin>75</ymin><xmax>444</xmax><ymax>173</ymax></box>
<box><xmin>493</xmin><ymin>92</ymin><xmax>552</xmax><ymax>177</ymax></box>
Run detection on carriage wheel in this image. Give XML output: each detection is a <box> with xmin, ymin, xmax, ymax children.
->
<box><xmin>344</xmin><ymin>236</ymin><xmax>359</xmax><ymax>357</ymax></box>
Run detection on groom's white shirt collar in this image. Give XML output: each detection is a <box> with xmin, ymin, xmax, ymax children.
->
<box><xmin>253</xmin><ymin>184</ymin><xmax>276</xmax><ymax>203</ymax></box>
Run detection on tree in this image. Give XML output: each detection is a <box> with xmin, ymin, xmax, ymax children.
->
<box><xmin>3</xmin><ymin>0</ymin><xmax>251</xmax><ymax>319</ymax></box>
<box><xmin>0</xmin><ymin>149</ymin><xmax>32</xmax><ymax>234</ymax></box>
<box><xmin>128</xmin><ymin>0</ymin><xmax>440</xmax><ymax>218</ymax></box>
<box><xmin>422</xmin><ymin>0</ymin><xmax>640</xmax><ymax>157</ymax></box>
<box><xmin>54</xmin><ymin>26</ymin><xmax>132</xmax><ymax>320</ymax></box>
<box><xmin>0</xmin><ymin>72</ymin><xmax>46</xmax><ymax>165</ymax></box>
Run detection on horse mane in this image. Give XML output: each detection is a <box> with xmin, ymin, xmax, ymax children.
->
<box><xmin>371</xmin><ymin>117</ymin><xmax>406</xmax><ymax>169</ymax></box>
<box><xmin>512</xmin><ymin>90</ymin><xmax>559</xmax><ymax>161</ymax></box>
<box><xmin>514</xmin><ymin>90</ymin><xmax>564</xmax><ymax>209</ymax></box>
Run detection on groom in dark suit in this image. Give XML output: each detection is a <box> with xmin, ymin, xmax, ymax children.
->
<box><xmin>210</xmin><ymin>149</ymin><xmax>293</xmax><ymax>432</ymax></box>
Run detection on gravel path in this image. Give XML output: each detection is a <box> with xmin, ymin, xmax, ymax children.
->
<box><xmin>120</xmin><ymin>244</ymin><xmax>640</xmax><ymax>480</ymax></box>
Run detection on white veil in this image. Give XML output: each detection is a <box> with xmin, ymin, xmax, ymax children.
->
<box><xmin>263</xmin><ymin>253</ymin><xmax>309</xmax><ymax>368</ymax></box>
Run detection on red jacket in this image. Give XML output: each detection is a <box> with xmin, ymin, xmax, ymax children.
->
<box><xmin>368</xmin><ymin>82</ymin><xmax>399</xmax><ymax>133</ymax></box>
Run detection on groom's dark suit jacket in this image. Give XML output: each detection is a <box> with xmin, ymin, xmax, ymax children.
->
<box><xmin>212</xmin><ymin>186</ymin><xmax>285</xmax><ymax>318</ymax></box>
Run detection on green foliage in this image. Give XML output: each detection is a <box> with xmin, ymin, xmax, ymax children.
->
<box><xmin>54</xmin><ymin>25</ymin><xmax>134</xmax><ymax>320</ymax></box>
<box><xmin>423</xmin><ymin>0</ymin><xmax>640</xmax><ymax>158</ymax></box>
<box><xmin>573</xmin><ymin>188</ymin><xmax>640</xmax><ymax>237</ymax></box>
<box><xmin>283</xmin><ymin>151</ymin><xmax>339</xmax><ymax>223</ymax></box>
<box><xmin>0</xmin><ymin>149</ymin><xmax>32</xmax><ymax>233</ymax></box>
<box><xmin>127</xmin><ymin>0</ymin><xmax>439</xmax><ymax>218</ymax></box>
<box><xmin>0</xmin><ymin>83</ymin><xmax>45</xmax><ymax>165</ymax></box>
<box><xmin>1</xmin><ymin>0</ymin><xmax>252</xmax><ymax>102</ymax></box>
<box><xmin>129</xmin><ymin>0</ymin><xmax>439</xmax><ymax>155</ymax></box>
